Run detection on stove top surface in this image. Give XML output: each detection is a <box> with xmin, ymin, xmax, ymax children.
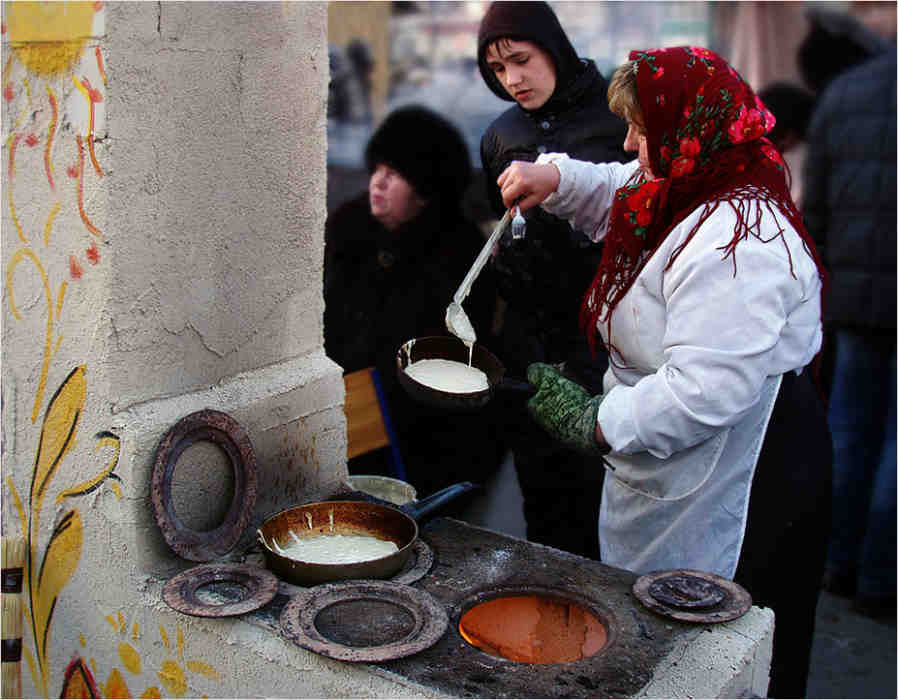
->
<box><xmin>245</xmin><ymin>515</ymin><xmax>711</xmax><ymax>698</ymax></box>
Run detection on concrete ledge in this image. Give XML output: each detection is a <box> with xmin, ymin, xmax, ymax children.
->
<box><xmin>638</xmin><ymin>605</ymin><xmax>774</xmax><ymax>698</ymax></box>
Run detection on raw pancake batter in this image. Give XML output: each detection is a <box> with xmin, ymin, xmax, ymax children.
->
<box><xmin>405</xmin><ymin>358</ymin><xmax>489</xmax><ymax>394</ymax></box>
<box><xmin>272</xmin><ymin>532</ymin><xmax>399</xmax><ymax>564</ymax></box>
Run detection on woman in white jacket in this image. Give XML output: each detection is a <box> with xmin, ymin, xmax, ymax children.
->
<box><xmin>498</xmin><ymin>47</ymin><xmax>831</xmax><ymax>699</ymax></box>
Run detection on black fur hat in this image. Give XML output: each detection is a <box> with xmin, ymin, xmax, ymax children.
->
<box><xmin>477</xmin><ymin>1</ymin><xmax>581</xmax><ymax>102</ymax></box>
<box><xmin>365</xmin><ymin>106</ymin><xmax>472</xmax><ymax>204</ymax></box>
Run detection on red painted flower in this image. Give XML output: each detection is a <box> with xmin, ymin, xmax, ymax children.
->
<box><xmin>86</xmin><ymin>240</ymin><xmax>100</xmax><ymax>265</ymax></box>
<box><xmin>626</xmin><ymin>181</ymin><xmax>661</xmax><ymax>226</ymax></box>
<box><xmin>653</xmin><ymin>66</ymin><xmax>665</xmax><ymax>80</ymax></box>
<box><xmin>690</xmin><ymin>47</ymin><xmax>714</xmax><ymax>59</ymax></box>
<box><xmin>67</xmin><ymin>164</ymin><xmax>80</xmax><ymax>179</ymax></box>
<box><xmin>3</xmin><ymin>84</ymin><xmax>13</xmax><ymax>102</ymax></box>
<box><xmin>670</xmin><ymin>156</ymin><xmax>695</xmax><ymax>178</ymax></box>
<box><xmin>728</xmin><ymin>105</ymin><xmax>765</xmax><ymax>144</ymax></box>
<box><xmin>25</xmin><ymin>133</ymin><xmax>38</xmax><ymax>147</ymax></box>
<box><xmin>80</xmin><ymin>77</ymin><xmax>104</xmax><ymax>104</ymax></box>
<box><xmin>679</xmin><ymin>136</ymin><xmax>701</xmax><ymax>158</ymax></box>
<box><xmin>660</xmin><ymin>145</ymin><xmax>672</xmax><ymax>163</ymax></box>
<box><xmin>69</xmin><ymin>255</ymin><xmax>84</xmax><ymax>279</ymax></box>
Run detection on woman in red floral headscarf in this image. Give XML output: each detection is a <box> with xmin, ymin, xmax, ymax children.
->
<box><xmin>497</xmin><ymin>47</ymin><xmax>831</xmax><ymax>698</ymax></box>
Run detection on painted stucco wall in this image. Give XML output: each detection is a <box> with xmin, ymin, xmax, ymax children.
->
<box><xmin>1</xmin><ymin>2</ymin><xmax>369</xmax><ymax>696</ymax></box>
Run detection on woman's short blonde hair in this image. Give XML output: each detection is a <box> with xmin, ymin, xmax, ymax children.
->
<box><xmin>607</xmin><ymin>60</ymin><xmax>642</xmax><ymax>127</ymax></box>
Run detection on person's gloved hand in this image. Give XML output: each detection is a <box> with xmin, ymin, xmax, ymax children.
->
<box><xmin>526</xmin><ymin>362</ymin><xmax>608</xmax><ymax>455</ymax></box>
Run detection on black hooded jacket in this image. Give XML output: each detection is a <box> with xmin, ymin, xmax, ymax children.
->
<box><xmin>477</xmin><ymin>1</ymin><xmax>628</xmax><ymax>380</ymax></box>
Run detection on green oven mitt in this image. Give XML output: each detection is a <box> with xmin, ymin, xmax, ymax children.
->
<box><xmin>526</xmin><ymin>362</ymin><xmax>608</xmax><ymax>456</ymax></box>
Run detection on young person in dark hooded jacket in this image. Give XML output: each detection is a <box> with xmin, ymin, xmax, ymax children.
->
<box><xmin>476</xmin><ymin>1</ymin><xmax>628</xmax><ymax>559</ymax></box>
<box><xmin>324</xmin><ymin>106</ymin><xmax>504</xmax><ymax>498</ymax></box>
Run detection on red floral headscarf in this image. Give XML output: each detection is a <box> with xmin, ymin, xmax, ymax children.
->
<box><xmin>581</xmin><ymin>47</ymin><xmax>826</xmax><ymax>357</ymax></box>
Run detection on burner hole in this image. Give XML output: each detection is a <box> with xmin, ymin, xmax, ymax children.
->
<box><xmin>194</xmin><ymin>580</ymin><xmax>249</xmax><ymax>606</ymax></box>
<box><xmin>459</xmin><ymin>595</ymin><xmax>607</xmax><ymax>664</ymax></box>
<box><xmin>316</xmin><ymin>599</ymin><xmax>416</xmax><ymax>647</ymax></box>
<box><xmin>171</xmin><ymin>441</ymin><xmax>235</xmax><ymax>532</ymax></box>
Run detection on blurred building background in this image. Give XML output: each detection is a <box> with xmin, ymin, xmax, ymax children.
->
<box><xmin>326</xmin><ymin>0</ymin><xmax>894</xmax><ymax>217</ymax></box>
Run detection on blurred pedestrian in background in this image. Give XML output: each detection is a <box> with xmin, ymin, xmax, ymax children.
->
<box><xmin>475</xmin><ymin>0</ymin><xmax>627</xmax><ymax>560</ymax></box>
<box><xmin>802</xmin><ymin>11</ymin><xmax>897</xmax><ymax>620</ymax></box>
<box><xmin>324</xmin><ymin>106</ymin><xmax>503</xmax><ymax>498</ymax></box>
<box><xmin>328</xmin><ymin>39</ymin><xmax>375</xmax><ymax>125</ymax></box>
<box><xmin>797</xmin><ymin>5</ymin><xmax>891</xmax><ymax>94</ymax></box>
<box><xmin>757</xmin><ymin>82</ymin><xmax>814</xmax><ymax>209</ymax></box>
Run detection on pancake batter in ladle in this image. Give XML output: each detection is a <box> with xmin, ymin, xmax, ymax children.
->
<box><xmin>445</xmin><ymin>207</ymin><xmax>516</xmax><ymax>361</ymax></box>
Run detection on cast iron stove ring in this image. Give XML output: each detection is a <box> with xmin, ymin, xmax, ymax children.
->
<box><xmin>280</xmin><ymin>580</ymin><xmax>448</xmax><ymax>662</ymax></box>
<box><xmin>163</xmin><ymin>563</ymin><xmax>278</xmax><ymax>617</ymax></box>
<box><xmin>151</xmin><ymin>409</ymin><xmax>257</xmax><ymax>562</ymax></box>
<box><xmin>632</xmin><ymin>569</ymin><xmax>752</xmax><ymax>624</ymax></box>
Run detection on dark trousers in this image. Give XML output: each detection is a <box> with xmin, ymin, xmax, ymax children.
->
<box><xmin>494</xmin><ymin>310</ymin><xmax>608</xmax><ymax>561</ymax></box>
<box><xmin>735</xmin><ymin>369</ymin><xmax>833</xmax><ymax>698</ymax></box>
<box><xmin>499</xmin><ymin>363</ymin><xmax>605</xmax><ymax>561</ymax></box>
<box><xmin>514</xmin><ymin>439</ymin><xmax>604</xmax><ymax>560</ymax></box>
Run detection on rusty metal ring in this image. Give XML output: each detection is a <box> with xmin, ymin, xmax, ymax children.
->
<box><xmin>162</xmin><ymin>563</ymin><xmax>278</xmax><ymax>617</ymax></box>
<box><xmin>152</xmin><ymin>409</ymin><xmax>257</xmax><ymax>562</ymax></box>
<box><xmin>632</xmin><ymin>569</ymin><xmax>752</xmax><ymax>624</ymax></box>
<box><xmin>280</xmin><ymin>580</ymin><xmax>448</xmax><ymax>662</ymax></box>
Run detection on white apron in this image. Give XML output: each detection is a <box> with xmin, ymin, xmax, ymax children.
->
<box><xmin>595</xmin><ymin>239</ymin><xmax>784</xmax><ymax>579</ymax></box>
<box><xmin>600</xmin><ymin>373</ymin><xmax>780</xmax><ymax>579</ymax></box>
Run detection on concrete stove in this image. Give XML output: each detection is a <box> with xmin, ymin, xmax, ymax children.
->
<box><xmin>234</xmin><ymin>516</ymin><xmax>774</xmax><ymax>698</ymax></box>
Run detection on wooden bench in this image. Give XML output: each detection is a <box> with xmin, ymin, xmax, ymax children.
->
<box><xmin>343</xmin><ymin>367</ymin><xmax>405</xmax><ymax>479</ymax></box>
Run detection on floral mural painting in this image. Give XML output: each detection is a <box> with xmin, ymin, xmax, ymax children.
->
<box><xmin>2</xmin><ymin>3</ymin><xmax>122</xmax><ymax>696</ymax></box>
<box><xmin>3</xmin><ymin>0</ymin><xmax>106</xmax><ymax>424</ymax></box>
<box><xmin>5</xmin><ymin>366</ymin><xmax>123</xmax><ymax>697</ymax></box>
<box><xmin>59</xmin><ymin>615</ymin><xmax>222</xmax><ymax>699</ymax></box>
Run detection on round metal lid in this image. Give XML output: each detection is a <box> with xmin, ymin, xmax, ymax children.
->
<box><xmin>163</xmin><ymin>563</ymin><xmax>278</xmax><ymax>618</ymax></box>
<box><xmin>280</xmin><ymin>580</ymin><xmax>448</xmax><ymax>662</ymax></box>
<box><xmin>632</xmin><ymin>569</ymin><xmax>752</xmax><ymax>624</ymax></box>
<box><xmin>152</xmin><ymin>409</ymin><xmax>257</xmax><ymax>562</ymax></box>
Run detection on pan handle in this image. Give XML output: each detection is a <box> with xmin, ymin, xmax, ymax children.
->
<box><xmin>496</xmin><ymin>378</ymin><xmax>536</xmax><ymax>397</ymax></box>
<box><xmin>400</xmin><ymin>481</ymin><xmax>479</xmax><ymax>521</ymax></box>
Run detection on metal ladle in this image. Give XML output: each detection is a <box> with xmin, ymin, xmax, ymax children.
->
<box><xmin>446</xmin><ymin>207</ymin><xmax>518</xmax><ymax>345</ymax></box>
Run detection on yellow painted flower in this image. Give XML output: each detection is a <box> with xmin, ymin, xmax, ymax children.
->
<box><xmin>5</xmin><ymin>1</ymin><xmax>98</xmax><ymax>77</ymax></box>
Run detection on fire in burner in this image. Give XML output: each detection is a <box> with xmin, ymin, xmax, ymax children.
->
<box><xmin>458</xmin><ymin>595</ymin><xmax>607</xmax><ymax>664</ymax></box>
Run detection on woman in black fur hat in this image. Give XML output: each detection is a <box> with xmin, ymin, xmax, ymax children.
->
<box><xmin>324</xmin><ymin>106</ymin><xmax>504</xmax><ymax>498</ymax></box>
<box><xmin>476</xmin><ymin>1</ymin><xmax>627</xmax><ymax>560</ymax></box>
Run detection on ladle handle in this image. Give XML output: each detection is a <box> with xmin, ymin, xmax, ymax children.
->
<box><xmin>453</xmin><ymin>209</ymin><xmax>513</xmax><ymax>305</ymax></box>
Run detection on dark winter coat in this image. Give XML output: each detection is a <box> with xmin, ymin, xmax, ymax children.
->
<box><xmin>479</xmin><ymin>59</ymin><xmax>628</xmax><ymax>385</ymax></box>
<box><xmin>803</xmin><ymin>47</ymin><xmax>897</xmax><ymax>331</ymax></box>
<box><xmin>324</xmin><ymin>193</ymin><xmax>504</xmax><ymax>495</ymax></box>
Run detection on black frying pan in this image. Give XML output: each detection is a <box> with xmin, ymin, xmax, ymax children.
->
<box><xmin>396</xmin><ymin>335</ymin><xmax>534</xmax><ymax>412</ymax></box>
